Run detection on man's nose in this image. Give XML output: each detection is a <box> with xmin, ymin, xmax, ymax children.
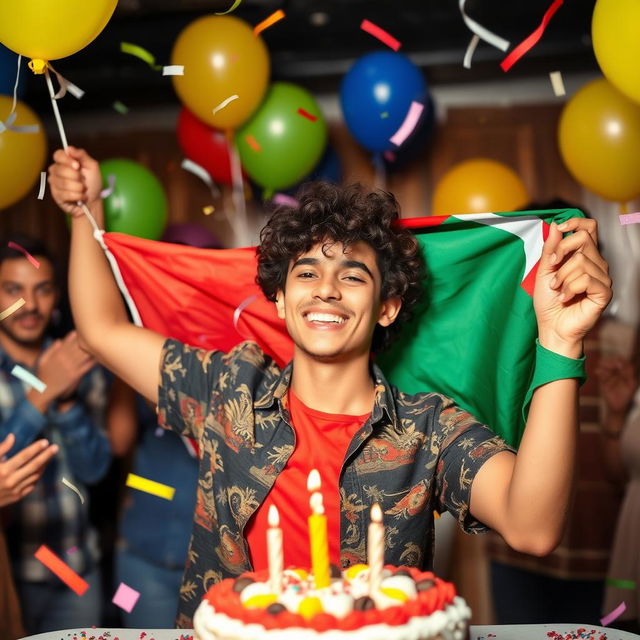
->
<box><xmin>312</xmin><ymin>276</ymin><xmax>341</xmax><ymax>300</ymax></box>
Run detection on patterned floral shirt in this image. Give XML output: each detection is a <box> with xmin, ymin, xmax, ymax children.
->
<box><xmin>158</xmin><ymin>339</ymin><xmax>514</xmax><ymax>628</ymax></box>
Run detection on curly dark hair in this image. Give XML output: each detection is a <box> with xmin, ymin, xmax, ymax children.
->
<box><xmin>256</xmin><ymin>181</ymin><xmax>425</xmax><ymax>353</ymax></box>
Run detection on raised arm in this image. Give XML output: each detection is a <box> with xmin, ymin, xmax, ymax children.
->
<box><xmin>470</xmin><ymin>218</ymin><xmax>612</xmax><ymax>555</ymax></box>
<box><xmin>48</xmin><ymin>147</ymin><xmax>165</xmax><ymax>404</ymax></box>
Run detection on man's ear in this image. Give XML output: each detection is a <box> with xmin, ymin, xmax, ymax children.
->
<box><xmin>377</xmin><ymin>296</ymin><xmax>402</xmax><ymax>328</ymax></box>
<box><xmin>275</xmin><ymin>291</ymin><xmax>285</xmax><ymax>319</ymax></box>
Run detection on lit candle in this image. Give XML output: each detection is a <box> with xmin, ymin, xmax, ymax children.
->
<box><xmin>267</xmin><ymin>504</ymin><xmax>283</xmax><ymax>593</ymax></box>
<box><xmin>307</xmin><ymin>469</ymin><xmax>331</xmax><ymax>589</ymax></box>
<box><xmin>368</xmin><ymin>503</ymin><xmax>384</xmax><ymax>594</ymax></box>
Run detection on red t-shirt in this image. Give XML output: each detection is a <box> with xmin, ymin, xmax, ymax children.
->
<box><xmin>245</xmin><ymin>389</ymin><xmax>370</xmax><ymax>570</ymax></box>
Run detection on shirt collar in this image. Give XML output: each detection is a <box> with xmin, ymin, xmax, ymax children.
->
<box><xmin>254</xmin><ymin>359</ymin><xmax>400</xmax><ymax>431</ymax></box>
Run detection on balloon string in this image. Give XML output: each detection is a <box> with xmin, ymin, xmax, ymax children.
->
<box><xmin>230</xmin><ymin>137</ymin><xmax>250</xmax><ymax>246</ymax></box>
<box><xmin>0</xmin><ymin>54</ymin><xmax>22</xmax><ymax>133</ymax></box>
<box><xmin>43</xmin><ymin>66</ymin><xmax>101</xmax><ymax>237</ymax></box>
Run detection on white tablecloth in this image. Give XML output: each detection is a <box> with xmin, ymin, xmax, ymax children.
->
<box><xmin>19</xmin><ymin>625</ymin><xmax>640</xmax><ymax>640</ymax></box>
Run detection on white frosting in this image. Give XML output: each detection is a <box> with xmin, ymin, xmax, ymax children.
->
<box><xmin>194</xmin><ymin>595</ymin><xmax>471</xmax><ymax>640</ymax></box>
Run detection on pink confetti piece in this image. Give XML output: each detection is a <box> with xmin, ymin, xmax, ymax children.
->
<box><xmin>601</xmin><ymin>601</ymin><xmax>626</xmax><ymax>627</ymax></box>
<box><xmin>272</xmin><ymin>193</ymin><xmax>299</xmax><ymax>207</ymax></box>
<box><xmin>233</xmin><ymin>294</ymin><xmax>258</xmax><ymax>338</ymax></box>
<box><xmin>383</xmin><ymin>150</ymin><xmax>396</xmax><ymax>162</ymax></box>
<box><xmin>66</xmin><ymin>546</ymin><xmax>78</xmax><ymax>555</ymax></box>
<box><xmin>500</xmin><ymin>0</ymin><xmax>564</xmax><ymax>72</ymax></box>
<box><xmin>360</xmin><ymin>19</ymin><xmax>401</xmax><ymax>51</ymax></box>
<box><xmin>297</xmin><ymin>107</ymin><xmax>318</xmax><ymax>122</ymax></box>
<box><xmin>619</xmin><ymin>212</ymin><xmax>640</xmax><ymax>225</ymax></box>
<box><xmin>100</xmin><ymin>174</ymin><xmax>116</xmax><ymax>199</ymax></box>
<box><xmin>8</xmin><ymin>241</ymin><xmax>40</xmax><ymax>268</ymax></box>
<box><xmin>390</xmin><ymin>101</ymin><xmax>424</xmax><ymax>146</ymax></box>
<box><xmin>112</xmin><ymin>581</ymin><xmax>140</xmax><ymax>613</ymax></box>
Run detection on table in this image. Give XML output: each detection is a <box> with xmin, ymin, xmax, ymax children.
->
<box><xmin>19</xmin><ymin>625</ymin><xmax>640</xmax><ymax>640</ymax></box>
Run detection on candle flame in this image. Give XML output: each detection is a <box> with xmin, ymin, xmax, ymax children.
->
<box><xmin>268</xmin><ymin>504</ymin><xmax>280</xmax><ymax>527</ymax></box>
<box><xmin>310</xmin><ymin>491</ymin><xmax>325</xmax><ymax>515</ymax></box>
<box><xmin>371</xmin><ymin>502</ymin><xmax>383</xmax><ymax>523</ymax></box>
<box><xmin>307</xmin><ymin>469</ymin><xmax>321</xmax><ymax>492</ymax></box>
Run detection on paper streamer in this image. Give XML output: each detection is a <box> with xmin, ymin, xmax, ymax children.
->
<box><xmin>126</xmin><ymin>473</ymin><xmax>175</xmax><ymax>500</ymax></box>
<box><xmin>233</xmin><ymin>294</ymin><xmax>258</xmax><ymax>339</ymax></box>
<box><xmin>390</xmin><ymin>101</ymin><xmax>424</xmax><ymax>146</ymax></box>
<box><xmin>253</xmin><ymin>10</ymin><xmax>285</xmax><ymax>36</ymax></box>
<box><xmin>500</xmin><ymin>0</ymin><xmax>564</xmax><ymax>72</ymax></box>
<box><xmin>61</xmin><ymin>477</ymin><xmax>85</xmax><ymax>504</ymax></box>
<box><xmin>619</xmin><ymin>212</ymin><xmax>640</xmax><ymax>226</ymax></box>
<box><xmin>600</xmin><ymin>601</ymin><xmax>626</xmax><ymax>626</ymax></box>
<box><xmin>459</xmin><ymin>0</ymin><xmax>509</xmax><ymax>58</ymax></box>
<box><xmin>0</xmin><ymin>110</ymin><xmax>40</xmax><ymax>134</ymax></box>
<box><xmin>549</xmin><ymin>71</ymin><xmax>565</xmax><ymax>96</ymax></box>
<box><xmin>162</xmin><ymin>65</ymin><xmax>184</xmax><ymax>76</ymax></box>
<box><xmin>47</xmin><ymin>63</ymin><xmax>85</xmax><ymax>100</ymax></box>
<box><xmin>112</xmin><ymin>582</ymin><xmax>141</xmax><ymax>613</ymax></box>
<box><xmin>606</xmin><ymin>578</ymin><xmax>636</xmax><ymax>590</ymax></box>
<box><xmin>181</xmin><ymin>159</ymin><xmax>221</xmax><ymax>200</ymax></box>
<box><xmin>100</xmin><ymin>174</ymin><xmax>117</xmax><ymax>199</ymax></box>
<box><xmin>272</xmin><ymin>193</ymin><xmax>299</xmax><ymax>207</ymax></box>
<box><xmin>212</xmin><ymin>94</ymin><xmax>239</xmax><ymax>115</ymax></box>
<box><xmin>297</xmin><ymin>107</ymin><xmax>318</xmax><ymax>122</ymax></box>
<box><xmin>215</xmin><ymin>0</ymin><xmax>243</xmax><ymax>15</ymax></box>
<box><xmin>0</xmin><ymin>298</ymin><xmax>25</xmax><ymax>321</ymax></box>
<box><xmin>34</xmin><ymin>545</ymin><xmax>89</xmax><ymax>595</ymax></box>
<box><xmin>8</xmin><ymin>241</ymin><xmax>40</xmax><ymax>268</ymax></box>
<box><xmin>11</xmin><ymin>365</ymin><xmax>46</xmax><ymax>393</ymax></box>
<box><xmin>463</xmin><ymin>34</ymin><xmax>481</xmax><ymax>69</ymax></box>
<box><xmin>120</xmin><ymin>42</ymin><xmax>162</xmax><ymax>71</ymax></box>
<box><xmin>360</xmin><ymin>19</ymin><xmax>401</xmax><ymax>51</ymax></box>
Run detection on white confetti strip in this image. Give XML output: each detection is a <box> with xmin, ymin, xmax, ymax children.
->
<box><xmin>0</xmin><ymin>298</ymin><xmax>25</xmax><ymax>321</ymax></box>
<box><xmin>11</xmin><ymin>365</ymin><xmax>46</xmax><ymax>393</ymax></box>
<box><xmin>212</xmin><ymin>94</ymin><xmax>239</xmax><ymax>115</ymax></box>
<box><xmin>162</xmin><ymin>65</ymin><xmax>184</xmax><ymax>76</ymax></box>
<box><xmin>181</xmin><ymin>158</ymin><xmax>221</xmax><ymax>199</ymax></box>
<box><xmin>62</xmin><ymin>477</ymin><xmax>85</xmax><ymax>504</ymax></box>
<box><xmin>549</xmin><ymin>71</ymin><xmax>565</xmax><ymax>96</ymax></box>
<box><xmin>37</xmin><ymin>172</ymin><xmax>47</xmax><ymax>200</ymax></box>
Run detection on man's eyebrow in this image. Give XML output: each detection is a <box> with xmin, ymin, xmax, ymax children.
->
<box><xmin>291</xmin><ymin>257</ymin><xmax>319</xmax><ymax>271</ymax></box>
<box><xmin>342</xmin><ymin>260</ymin><xmax>374</xmax><ymax>279</ymax></box>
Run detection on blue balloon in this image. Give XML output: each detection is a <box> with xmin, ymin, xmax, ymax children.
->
<box><xmin>0</xmin><ymin>44</ymin><xmax>22</xmax><ymax>96</ymax></box>
<box><xmin>340</xmin><ymin>51</ymin><xmax>427</xmax><ymax>153</ymax></box>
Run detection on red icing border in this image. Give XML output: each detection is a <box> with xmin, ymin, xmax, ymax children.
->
<box><xmin>204</xmin><ymin>566</ymin><xmax>457</xmax><ymax>631</ymax></box>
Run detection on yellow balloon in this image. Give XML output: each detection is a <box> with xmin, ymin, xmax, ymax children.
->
<box><xmin>171</xmin><ymin>15</ymin><xmax>269</xmax><ymax>130</ymax></box>
<box><xmin>431</xmin><ymin>159</ymin><xmax>529</xmax><ymax>215</ymax></box>
<box><xmin>0</xmin><ymin>0</ymin><xmax>117</xmax><ymax>62</ymax></box>
<box><xmin>558</xmin><ymin>78</ymin><xmax>640</xmax><ymax>202</ymax></box>
<box><xmin>592</xmin><ymin>0</ymin><xmax>640</xmax><ymax>105</ymax></box>
<box><xmin>0</xmin><ymin>96</ymin><xmax>47</xmax><ymax>210</ymax></box>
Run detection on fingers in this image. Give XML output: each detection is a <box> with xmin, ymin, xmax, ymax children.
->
<box><xmin>551</xmin><ymin>229</ymin><xmax>609</xmax><ymax>275</ymax></box>
<box><xmin>557</xmin><ymin>217</ymin><xmax>599</xmax><ymax>246</ymax></box>
<box><xmin>4</xmin><ymin>439</ymin><xmax>57</xmax><ymax>474</ymax></box>
<box><xmin>0</xmin><ymin>433</ymin><xmax>15</xmax><ymax>457</ymax></box>
<box><xmin>538</xmin><ymin>222</ymin><xmax>564</xmax><ymax>276</ymax></box>
<box><xmin>11</xmin><ymin>443</ymin><xmax>58</xmax><ymax>483</ymax></box>
<box><xmin>556</xmin><ymin>271</ymin><xmax>612</xmax><ymax>307</ymax></box>
<box><xmin>550</xmin><ymin>251</ymin><xmax>611</xmax><ymax>298</ymax></box>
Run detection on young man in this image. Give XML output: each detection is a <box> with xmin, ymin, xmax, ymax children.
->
<box><xmin>0</xmin><ymin>235</ymin><xmax>111</xmax><ymax>633</ymax></box>
<box><xmin>49</xmin><ymin>147</ymin><xmax>612</xmax><ymax>628</ymax></box>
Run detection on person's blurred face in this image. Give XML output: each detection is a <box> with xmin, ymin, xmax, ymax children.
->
<box><xmin>0</xmin><ymin>257</ymin><xmax>56</xmax><ymax>348</ymax></box>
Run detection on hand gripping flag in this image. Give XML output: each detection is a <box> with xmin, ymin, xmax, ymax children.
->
<box><xmin>102</xmin><ymin>208</ymin><xmax>583</xmax><ymax>448</ymax></box>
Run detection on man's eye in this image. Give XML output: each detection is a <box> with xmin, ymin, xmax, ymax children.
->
<box><xmin>298</xmin><ymin>272</ymin><xmax>315</xmax><ymax>278</ymax></box>
<box><xmin>345</xmin><ymin>276</ymin><xmax>364</xmax><ymax>282</ymax></box>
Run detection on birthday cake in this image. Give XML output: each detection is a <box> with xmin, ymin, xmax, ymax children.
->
<box><xmin>193</xmin><ymin>564</ymin><xmax>471</xmax><ymax>640</ymax></box>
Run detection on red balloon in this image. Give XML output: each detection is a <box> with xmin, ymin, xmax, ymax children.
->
<box><xmin>177</xmin><ymin>107</ymin><xmax>235</xmax><ymax>185</ymax></box>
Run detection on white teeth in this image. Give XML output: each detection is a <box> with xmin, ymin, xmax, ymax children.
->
<box><xmin>306</xmin><ymin>312</ymin><xmax>345</xmax><ymax>324</ymax></box>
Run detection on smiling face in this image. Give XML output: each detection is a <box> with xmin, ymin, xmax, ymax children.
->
<box><xmin>0</xmin><ymin>257</ymin><xmax>56</xmax><ymax>349</ymax></box>
<box><xmin>275</xmin><ymin>241</ymin><xmax>401</xmax><ymax>363</ymax></box>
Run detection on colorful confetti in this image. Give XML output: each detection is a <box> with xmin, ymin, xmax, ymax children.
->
<box><xmin>162</xmin><ymin>65</ymin><xmax>184</xmax><ymax>76</ymax></box>
<box><xmin>100</xmin><ymin>174</ymin><xmax>116</xmax><ymax>199</ymax></box>
<box><xmin>62</xmin><ymin>476</ymin><xmax>85</xmax><ymax>504</ymax></box>
<box><xmin>619</xmin><ymin>212</ymin><xmax>640</xmax><ymax>226</ymax></box>
<box><xmin>549</xmin><ymin>71</ymin><xmax>566</xmax><ymax>96</ymax></box>
<box><xmin>34</xmin><ymin>544</ymin><xmax>89</xmax><ymax>595</ymax></box>
<box><xmin>66</xmin><ymin>546</ymin><xmax>78</xmax><ymax>555</ymax></box>
<box><xmin>272</xmin><ymin>193</ymin><xmax>299</xmax><ymax>207</ymax></box>
<box><xmin>297</xmin><ymin>107</ymin><xmax>318</xmax><ymax>122</ymax></box>
<box><xmin>390</xmin><ymin>101</ymin><xmax>424</xmax><ymax>146</ymax></box>
<box><xmin>120</xmin><ymin>42</ymin><xmax>162</xmax><ymax>71</ymax></box>
<box><xmin>500</xmin><ymin>0</ymin><xmax>564</xmax><ymax>72</ymax></box>
<box><xmin>112</xmin><ymin>582</ymin><xmax>141</xmax><ymax>613</ymax></box>
<box><xmin>606</xmin><ymin>578</ymin><xmax>636</xmax><ymax>589</ymax></box>
<box><xmin>125</xmin><ymin>473</ymin><xmax>175</xmax><ymax>500</ymax></box>
<box><xmin>37</xmin><ymin>171</ymin><xmax>47</xmax><ymax>200</ymax></box>
<box><xmin>8</xmin><ymin>241</ymin><xmax>40</xmax><ymax>268</ymax></box>
<box><xmin>601</xmin><ymin>601</ymin><xmax>626</xmax><ymax>627</ymax></box>
<box><xmin>113</xmin><ymin>101</ymin><xmax>129</xmax><ymax>114</ymax></box>
<box><xmin>245</xmin><ymin>134</ymin><xmax>261</xmax><ymax>152</ymax></box>
<box><xmin>433</xmin><ymin>510</ymin><xmax>441</xmax><ymax>519</ymax></box>
<box><xmin>233</xmin><ymin>294</ymin><xmax>258</xmax><ymax>338</ymax></box>
<box><xmin>0</xmin><ymin>298</ymin><xmax>25</xmax><ymax>321</ymax></box>
<box><xmin>215</xmin><ymin>0</ymin><xmax>243</xmax><ymax>15</ymax></box>
<box><xmin>212</xmin><ymin>94</ymin><xmax>239</xmax><ymax>115</ymax></box>
<box><xmin>253</xmin><ymin>10</ymin><xmax>286</xmax><ymax>36</ymax></box>
<box><xmin>360</xmin><ymin>19</ymin><xmax>401</xmax><ymax>51</ymax></box>
<box><xmin>202</xmin><ymin>205</ymin><xmax>215</xmax><ymax>215</ymax></box>
<box><xmin>11</xmin><ymin>365</ymin><xmax>46</xmax><ymax>393</ymax></box>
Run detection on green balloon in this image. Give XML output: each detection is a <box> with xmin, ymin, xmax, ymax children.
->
<box><xmin>99</xmin><ymin>159</ymin><xmax>168</xmax><ymax>240</ymax></box>
<box><xmin>237</xmin><ymin>82</ymin><xmax>327</xmax><ymax>194</ymax></box>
